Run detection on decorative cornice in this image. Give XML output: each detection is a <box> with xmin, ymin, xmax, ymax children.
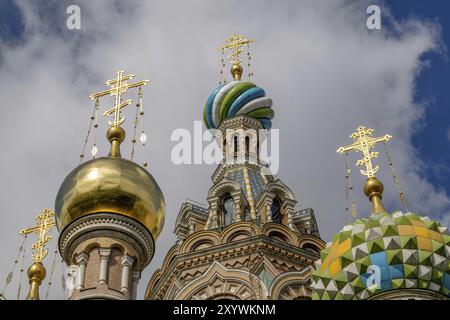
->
<box><xmin>74</xmin><ymin>251</ymin><xmax>89</xmax><ymax>265</ymax></box>
<box><xmin>219</xmin><ymin>115</ymin><xmax>263</xmax><ymax>131</ymax></box>
<box><xmin>174</xmin><ymin>202</ymin><xmax>208</xmax><ymax>230</ymax></box>
<box><xmin>98</xmin><ymin>248</ymin><xmax>112</xmax><ymax>259</ymax></box>
<box><xmin>174</xmin><ymin>260</ymin><xmax>268</xmax><ymax>300</ymax></box>
<box><xmin>59</xmin><ymin>213</ymin><xmax>154</xmax><ymax>268</ymax></box>
<box><xmin>69</xmin><ymin>288</ymin><xmax>127</xmax><ymax>300</ymax></box>
<box><xmin>121</xmin><ymin>255</ymin><xmax>135</xmax><ymax>267</ymax></box>
<box><xmin>212</xmin><ymin>161</ymin><xmax>268</xmax><ymax>184</ymax></box>
<box><xmin>368</xmin><ymin>288</ymin><xmax>448</xmax><ymax>300</ymax></box>
<box><xmin>146</xmin><ymin>234</ymin><xmax>319</xmax><ymax>299</ymax></box>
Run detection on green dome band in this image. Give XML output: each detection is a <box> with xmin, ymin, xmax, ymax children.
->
<box><xmin>219</xmin><ymin>82</ymin><xmax>255</xmax><ymax>122</ymax></box>
<box><xmin>246</xmin><ymin>107</ymin><xmax>274</xmax><ymax>119</ymax></box>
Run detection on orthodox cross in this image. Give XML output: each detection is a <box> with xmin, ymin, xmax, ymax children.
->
<box><xmin>89</xmin><ymin>70</ymin><xmax>149</xmax><ymax>126</ymax></box>
<box><xmin>337</xmin><ymin>126</ymin><xmax>392</xmax><ymax>178</ymax></box>
<box><xmin>19</xmin><ymin>209</ymin><xmax>56</xmax><ymax>263</ymax></box>
<box><xmin>219</xmin><ymin>33</ymin><xmax>254</xmax><ymax>65</ymax></box>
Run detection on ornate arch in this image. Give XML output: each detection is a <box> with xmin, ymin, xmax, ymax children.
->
<box><xmin>298</xmin><ymin>235</ymin><xmax>326</xmax><ymax>253</ymax></box>
<box><xmin>208</xmin><ymin>178</ymin><xmax>242</xmax><ymax>198</ymax></box>
<box><xmin>266</xmin><ymin>180</ymin><xmax>296</xmax><ymax>202</ymax></box>
<box><xmin>175</xmin><ymin>261</ymin><xmax>268</xmax><ymax>300</ymax></box>
<box><xmin>146</xmin><ymin>269</ymin><xmax>163</xmax><ymax>298</ymax></box>
<box><xmin>179</xmin><ymin>230</ymin><xmax>221</xmax><ymax>254</ymax></box>
<box><xmin>261</xmin><ymin>223</ymin><xmax>298</xmax><ymax>246</ymax></box>
<box><xmin>160</xmin><ymin>245</ymin><xmax>179</xmax><ymax>272</ymax></box>
<box><xmin>220</xmin><ymin>221</ymin><xmax>258</xmax><ymax>244</ymax></box>
<box><xmin>175</xmin><ymin>203</ymin><xmax>190</xmax><ymax>228</ymax></box>
<box><xmin>269</xmin><ymin>267</ymin><xmax>313</xmax><ymax>300</ymax></box>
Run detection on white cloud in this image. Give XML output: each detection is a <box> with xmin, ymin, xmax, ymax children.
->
<box><xmin>0</xmin><ymin>0</ymin><xmax>448</xmax><ymax>299</ymax></box>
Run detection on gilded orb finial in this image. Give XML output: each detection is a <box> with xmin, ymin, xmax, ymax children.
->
<box><xmin>363</xmin><ymin>176</ymin><xmax>385</xmax><ymax>213</ymax></box>
<box><xmin>230</xmin><ymin>63</ymin><xmax>243</xmax><ymax>81</ymax></box>
<box><xmin>338</xmin><ymin>126</ymin><xmax>392</xmax><ymax>214</ymax></box>
<box><xmin>89</xmin><ymin>70</ymin><xmax>150</xmax><ymax>158</ymax></box>
<box><xmin>219</xmin><ymin>34</ymin><xmax>254</xmax><ymax>81</ymax></box>
<box><xmin>26</xmin><ymin>262</ymin><xmax>46</xmax><ymax>300</ymax></box>
<box><xmin>106</xmin><ymin>125</ymin><xmax>126</xmax><ymax>157</ymax></box>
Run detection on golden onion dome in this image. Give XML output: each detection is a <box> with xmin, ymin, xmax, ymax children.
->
<box><xmin>55</xmin><ymin>156</ymin><xmax>165</xmax><ymax>240</ymax></box>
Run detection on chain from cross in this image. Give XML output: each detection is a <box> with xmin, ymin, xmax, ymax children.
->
<box><xmin>219</xmin><ymin>33</ymin><xmax>254</xmax><ymax>65</ymax></box>
<box><xmin>19</xmin><ymin>209</ymin><xmax>56</xmax><ymax>263</ymax></box>
<box><xmin>337</xmin><ymin>126</ymin><xmax>392</xmax><ymax>178</ymax></box>
<box><xmin>89</xmin><ymin>70</ymin><xmax>149</xmax><ymax>126</ymax></box>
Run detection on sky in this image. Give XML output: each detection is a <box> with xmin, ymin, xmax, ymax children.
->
<box><xmin>0</xmin><ymin>0</ymin><xmax>449</xmax><ymax>299</ymax></box>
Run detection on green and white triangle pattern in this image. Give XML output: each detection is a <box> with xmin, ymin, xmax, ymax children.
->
<box><xmin>311</xmin><ymin>211</ymin><xmax>450</xmax><ymax>300</ymax></box>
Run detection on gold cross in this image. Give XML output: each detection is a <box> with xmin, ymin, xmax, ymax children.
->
<box><xmin>219</xmin><ymin>33</ymin><xmax>254</xmax><ymax>65</ymax></box>
<box><xmin>20</xmin><ymin>209</ymin><xmax>56</xmax><ymax>263</ymax></box>
<box><xmin>89</xmin><ymin>70</ymin><xmax>149</xmax><ymax>126</ymax></box>
<box><xmin>337</xmin><ymin>126</ymin><xmax>392</xmax><ymax>178</ymax></box>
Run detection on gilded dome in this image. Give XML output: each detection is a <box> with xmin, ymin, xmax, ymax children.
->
<box><xmin>311</xmin><ymin>211</ymin><xmax>450</xmax><ymax>300</ymax></box>
<box><xmin>203</xmin><ymin>81</ymin><xmax>274</xmax><ymax>130</ymax></box>
<box><xmin>55</xmin><ymin>156</ymin><xmax>165</xmax><ymax>240</ymax></box>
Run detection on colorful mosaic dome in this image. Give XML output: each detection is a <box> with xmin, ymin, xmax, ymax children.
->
<box><xmin>311</xmin><ymin>211</ymin><xmax>450</xmax><ymax>300</ymax></box>
<box><xmin>203</xmin><ymin>81</ymin><xmax>274</xmax><ymax>130</ymax></box>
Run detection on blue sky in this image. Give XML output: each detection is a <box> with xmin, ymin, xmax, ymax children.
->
<box><xmin>387</xmin><ymin>0</ymin><xmax>450</xmax><ymax>193</ymax></box>
<box><xmin>0</xmin><ymin>0</ymin><xmax>23</xmax><ymax>44</ymax></box>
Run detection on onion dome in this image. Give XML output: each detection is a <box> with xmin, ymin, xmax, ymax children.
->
<box><xmin>311</xmin><ymin>210</ymin><xmax>450</xmax><ymax>300</ymax></box>
<box><xmin>203</xmin><ymin>34</ymin><xmax>274</xmax><ymax>130</ymax></box>
<box><xmin>55</xmin><ymin>125</ymin><xmax>165</xmax><ymax>241</ymax></box>
<box><xmin>203</xmin><ymin>81</ymin><xmax>274</xmax><ymax>130</ymax></box>
<box><xmin>313</xmin><ymin>127</ymin><xmax>450</xmax><ymax>299</ymax></box>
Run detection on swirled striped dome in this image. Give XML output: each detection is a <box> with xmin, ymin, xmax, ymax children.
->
<box><xmin>203</xmin><ymin>81</ymin><xmax>274</xmax><ymax>129</ymax></box>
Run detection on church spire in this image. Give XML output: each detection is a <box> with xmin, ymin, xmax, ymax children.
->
<box><xmin>337</xmin><ymin>126</ymin><xmax>392</xmax><ymax>214</ymax></box>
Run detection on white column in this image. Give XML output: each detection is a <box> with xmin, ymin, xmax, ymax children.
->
<box><xmin>288</xmin><ymin>212</ymin><xmax>295</xmax><ymax>231</ymax></box>
<box><xmin>233</xmin><ymin>200</ymin><xmax>241</xmax><ymax>222</ymax></box>
<box><xmin>98</xmin><ymin>248</ymin><xmax>111</xmax><ymax>285</ymax></box>
<box><xmin>75</xmin><ymin>252</ymin><xmax>89</xmax><ymax>290</ymax></box>
<box><xmin>131</xmin><ymin>271</ymin><xmax>141</xmax><ymax>300</ymax></box>
<box><xmin>67</xmin><ymin>265</ymin><xmax>78</xmax><ymax>298</ymax></box>
<box><xmin>266</xmin><ymin>203</ymin><xmax>273</xmax><ymax>223</ymax></box>
<box><xmin>304</xmin><ymin>222</ymin><xmax>311</xmax><ymax>234</ymax></box>
<box><xmin>120</xmin><ymin>255</ymin><xmax>134</xmax><ymax>294</ymax></box>
<box><xmin>211</xmin><ymin>208</ymin><xmax>219</xmax><ymax>229</ymax></box>
<box><xmin>189</xmin><ymin>221</ymin><xmax>195</xmax><ymax>235</ymax></box>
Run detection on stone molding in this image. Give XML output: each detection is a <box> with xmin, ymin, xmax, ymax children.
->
<box><xmin>59</xmin><ymin>213</ymin><xmax>154</xmax><ymax>268</ymax></box>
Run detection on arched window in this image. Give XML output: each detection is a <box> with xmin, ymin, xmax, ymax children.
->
<box><xmin>302</xmin><ymin>244</ymin><xmax>320</xmax><ymax>254</ymax></box>
<box><xmin>222</xmin><ymin>194</ymin><xmax>234</xmax><ymax>226</ymax></box>
<box><xmin>257</xmin><ymin>140</ymin><xmax>260</xmax><ymax>157</ymax></box>
<box><xmin>271</xmin><ymin>198</ymin><xmax>281</xmax><ymax>223</ymax></box>
<box><xmin>268</xmin><ymin>231</ymin><xmax>286</xmax><ymax>242</ymax></box>
<box><xmin>245</xmin><ymin>136</ymin><xmax>250</xmax><ymax>155</ymax></box>
<box><xmin>233</xmin><ymin>136</ymin><xmax>238</xmax><ymax>160</ymax></box>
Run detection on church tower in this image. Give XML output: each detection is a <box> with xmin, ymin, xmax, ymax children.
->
<box><xmin>145</xmin><ymin>35</ymin><xmax>324</xmax><ymax>300</ymax></box>
<box><xmin>55</xmin><ymin>71</ymin><xmax>165</xmax><ymax>300</ymax></box>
